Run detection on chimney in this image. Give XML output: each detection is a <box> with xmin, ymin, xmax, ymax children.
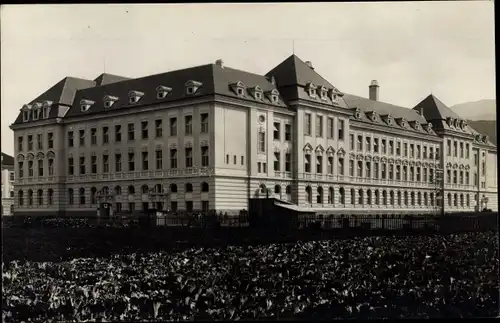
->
<box><xmin>419</xmin><ymin>107</ymin><xmax>424</xmax><ymax>116</ymax></box>
<box><xmin>305</xmin><ymin>61</ymin><xmax>314</xmax><ymax>70</ymax></box>
<box><xmin>369</xmin><ymin>80</ymin><xmax>379</xmax><ymax>101</ymax></box>
<box><xmin>215</xmin><ymin>59</ymin><xmax>224</xmax><ymax>68</ymax></box>
<box><xmin>266</xmin><ymin>75</ymin><xmax>276</xmax><ymax>85</ymax></box>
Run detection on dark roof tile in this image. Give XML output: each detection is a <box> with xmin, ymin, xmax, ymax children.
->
<box><xmin>413</xmin><ymin>94</ymin><xmax>461</xmax><ymax>120</ymax></box>
<box><xmin>94</xmin><ymin>73</ymin><xmax>131</xmax><ymax>86</ymax></box>
<box><xmin>1</xmin><ymin>152</ymin><xmax>14</xmax><ymax>166</ymax></box>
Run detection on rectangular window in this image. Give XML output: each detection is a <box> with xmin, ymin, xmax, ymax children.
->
<box><xmin>200</xmin><ymin>113</ymin><xmax>209</xmax><ymax>133</ymax></box>
<box><xmin>18</xmin><ymin>136</ymin><xmax>23</xmax><ymax>151</ymax></box>
<box><xmin>327</xmin><ymin>157</ymin><xmax>334</xmax><ymax>174</ymax></box>
<box><xmin>68</xmin><ymin>158</ymin><xmax>74</xmax><ymax>175</ymax></box>
<box><xmin>79</xmin><ymin>129</ymin><xmax>85</xmax><ymax>146</ymax></box>
<box><xmin>349</xmin><ymin>160</ymin><xmax>354</xmax><ymax>176</ymax></box>
<box><xmin>141</xmin><ymin>121</ymin><xmax>149</xmax><ymax>139</ymax></box>
<box><xmin>381</xmin><ymin>139</ymin><xmax>386</xmax><ymax>154</ymax></box>
<box><xmin>465</xmin><ymin>172</ymin><xmax>469</xmax><ymax>185</ymax></box>
<box><xmin>91</xmin><ymin>156</ymin><xmax>97</xmax><ymax>174</ymax></box>
<box><xmin>447</xmin><ymin>170</ymin><xmax>451</xmax><ymax>183</ymax></box>
<box><xmin>396</xmin><ymin>141</ymin><xmax>400</xmax><ymax>156</ymax></box>
<box><xmin>201</xmin><ymin>146</ymin><xmax>209</xmax><ymax>167</ymax></box>
<box><xmin>453</xmin><ymin>170</ymin><xmax>457</xmax><ymax>184</ymax></box>
<box><xmin>350</xmin><ymin>134</ymin><xmax>355</xmax><ymax>150</ymax></box>
<box><xmin>416</xmin><ymin>167</ymin><xmax>421</xmax><ymax>181</ymax></box>
<box><xmin>389</xmin><ymin>140</ymin><xmax>394</xmax><ymax>154</ymax></box>
<box><xmin>38</xmin><ymin>159</ymin><xmax>44</xmax><ymax>177</ymax></box>
<box><xmin>373</xmin><ymin>138</ymin><xmax>379</xmax><ymax>153</ymax></box>
<box><xmin>28</xmin><ymin>161</ymin><xmax>34</xmax><ymax>177</ymax></box>
<box><xmin>274</xmin><ymin>152</ymin><xmax>280</xmax><ymax>171</ymax></box>
<box><xmin>366</xmin><ymin>137</ymin><xmax>372</xmax><ymax>152</ymax></box>
<box><xmin>423</xmin><ymin>146</ymin><xmax>427</xmax><ymax>159</ymax></box>
<box><xmin>128</xmin><ymin>153</ymin><xmax>135</xmax><ymax>171</ymax></box>
<box><xmin>429</xmin><ymin>147</ymin><xmax>434</xmax><ymax>160</ymax></box>
<box><xmin>103</xmin><ymin>154</ymin><xmax>109</xmax><ymax>173</ymax></box>
<box><xmin>316</xmin><ymin>115</ymin><xmax>323</xmax><ymax>137</ymax></box>
<box><xmin>48</xmin><ymin>159</ymin><xmax>54</xmax><ymax>176</ymax></box>
<box><xmin>185</xmin><ymin>115</ymin><xmax>193</xmax><ymax>135</ymax></box>
<box><xmin>115</xmin><ymin>154</ymin><xmax>122</xmax><ymax>172</ymax></box>
<box><xmin>357</xmin><ymin>135</ymin><xmax>363</xmax><ymax>151</ymax></box>
<box><xmin>381</xmin><ymin>163</ymin><xmax>386</xmax><ymax>179</ymax></box>
<box><xmin>155</xmin><ymin>119</ymin><xmax>163</xmax><ymax>138</ymax></box>
<box><xmin>459</xmin><ymin>171</ymin><xmax>464</xmax><ymax>184</ymax></box>
<box><xmin>79</xmin><ymin>156</ymin><xmax>85</xmax><ymax>175</ymax></box>
<box><xmin>435</xmin><ymin>148</ymin><xmax>440</xmax><ymax>160</ymax></box>
<box><xmin>48</xmin><ymin>133</ymin><xmax>54</xmax><ymax>149</ymax></box>
<box><xmin>316</xmin><ymin>155</ymin><xmax>323</xmax><ymax>174</ymax></box>
<box><xmin>142</xmin><ymin>151</ymin><xmax>149</xmax><ymax>170</ymax></box>
<box><xmin>67</xmin><ymin>132</ymin><xmax>73</xmax><ymax>147</ymax></box>
<box><xmin>423</xmin><ymin>168</ymin><xmax>427</xmax><ymax>182</ymax></box>
<box><xmin>185</xmin><ymin>148</ymin><xmax>193</xmax><ymax>168</ymax></box>
<box><xmin>258</xmin><ymin>132</ymin><xmax>266</xmax><ymax>153</ymax></box>
<box><xmin>28</xmin><ymin>135</ymin><xmax>33</xmax><ymax>150</ymax></box>
<box><xmin>102</xmin><ymin>126</ymin><xmax>109</xmax><ymax>144</ymax></box>
<box><xmin>91</xmin><ymin>128</ymin><xmax>97</xmax><ymax>145</ymax></box>
<box><xmin>409</xmin><ymin>144</ymin><xmax>414</xmax><ymax>158</ymax></box>
<box><xmin>304</xmin><ymin>155</ymin><xmax>311</xmax><ymax>173</ymax></box>
<box><xmin>388</xmin><ymin>164</ymin><xmax>393</xmax><ymax>180</ymax></box>
<box><xmin>273</xmin><ymin>122</ymin><xmax>281</xmax><ymax>140</ymax></box>
<box><xmin>357</xmin><ymin>161</ymin><xmax>363</xmax><ymax>177</ymax></box>
<box><xmin>241</xmin><ymin>156</ymin><xmax>244</xmax><ymax>165</ymax></box>
<box><xmin>170</xmin><ymin>117</ymin><xmax>177</xmax><ymax>136</ymax></box>
<box><xmin>285</xmin><ymin>153</ymin><xmax>291</xmax><ymax>172</ymax></box>
<box><xmin>374</xmin><ymin>162</ymin><xmax>379</xmax><ymax>179</ymax></box>
<box><xmin>170</xmin><ymin>149</ymin><xmax>178</xmax><ymax>168</ymax></box>
<box><xmin>447</xmin><ymin>139</ymin><xmax>451</xmax><ymax>156</ymax></box>
<box><xmin>18</xmin><ymin>161</ymin><xmax>24</xmax><ymax>178</ymax></box>
<box><xmin>284</xmin><ymin>124</ymin><xmax>292</xmax><ymax>141</ymax></box>
<box><xmin>453</xmin><ymin>141</ymin><xmax>457</xmax><ymax>157</ymax></box>
<box><xmin>304</xmin><ymin>113</ymin><xmax>312</xmax><ymax>136</ymax></box>
<box><xmin>327</xmin><ymin>117</ymin><xmax>334</xmax><ymax>138</ymax></box>
<box><xmin>465</xmin><ymin>143</ymin><xmax>470</xmax><ymax>158</ymax></box>
<box><xmin>403</xmin><ymin>142</ymin><xmax>408</xmax><ymax>157</ymax></box>
<box><xmin>395</xmin><ymin>165</ymin><xmax>400</xmax><ymax>180</ymax></box>
<box><xmin>128</xmin><ymin>123</ymin><xmax>135</xmax><ymax>141</ymax></box>
<box><xmin>338</xmin><ymin>158</ymin><xmax>344</xmax><ymax>175</ymax></box>
<box><xmin>155</xmin><ymin>150</ymin><xmax>163</xmax><ymax>169</ymax></box>
<box><xmin>37</xmin><ymin>134</ymin><xmax>43</xmax><ymax>150</ymax></box>
<box><xmin>115</xmin><ymin>125</ymin><xmax>122</xmax><ymax>142</ymax></box>
<box><xmin>416</xmin><ymin>145</ymin><xmax>421</xmax><ymax>159</ymax></box>
<box><xmin>365</xmin><ymin>162</ymin><xmax>371</xmax><ymax>178</ymax></box>
<box><xmin>459</xmin><ymin>142</ymin><xmax>464</xmax><ymax>158</ymax></box>
<box><xmin>338</xmin><ymin>120</ymin><xmax>344</xmax><ymax>140</ymax></box>
<box><xmin>481</xmin><ymin>161</ymin><xmax>485</xmax><ymax>176</ymax></box>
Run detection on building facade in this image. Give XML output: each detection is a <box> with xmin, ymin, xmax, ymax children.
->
<box><xmin>1</xmin><ymin>153</ymin><xmax>15</xmax><ymax>215</ymax></box>
<box><xmin>9</xmin><ymin>55</ymin><xmax>498</xmax><ymax>216</ymax></box>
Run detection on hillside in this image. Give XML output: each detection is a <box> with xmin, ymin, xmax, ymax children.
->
<box><xmin>450</xmin><ymin>99</ymin><xmax>496</xmax><ymax>121</ymax></box>
<box><xmin>467</xmin><ymin>120</ymin><xmax>497</xmax><ymax>145</ymax></box>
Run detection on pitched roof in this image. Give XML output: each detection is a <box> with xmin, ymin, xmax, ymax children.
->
<box><xmin>343</xmin><ymin>94</ymin><xmax>428</xmax><ymax>123</ymax></box>
<box><xmin>1</xmin><ymin>152</ymin><xmax>14</xmax><ymax>166</ymax></box>
<box><xmin>94</xmin><ymin>73</ymin><xmax>131</xmax><ymax>86</ymax></box>
<box><xmin>29</xmin><ymin>77</ymin><xmax>96</xmax><ymax>107</ymax></box>
<box><xmin>66</xmin><ymin>63</ymin><xmax>286</xmax><ymax>118</ymax></box>
<box><xmin>412</xmin><ymin>94</ymin><xmax>461</xmax><ymax>120</ymax></box>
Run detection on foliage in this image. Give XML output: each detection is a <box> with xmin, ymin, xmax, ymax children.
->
<box><xmin>2</xmin><ymin>232</ymin><xmax>498</xmax><ymax>321</ymax></box>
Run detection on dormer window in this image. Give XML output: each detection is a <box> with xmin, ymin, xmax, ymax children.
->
<box><xmin>318</xmin><ymin>86</ymin><xmax>328</xmax><ymax>100</ymax></box>
<box><xmin>306</xmin><ymin>83</ymin><xmax>317</xmax><ymax>98</ymax></box>
<box><xmin>21</xmin><ymin>104</ymin><xmax>31</xmax><ymax>122</ymax></box>
<box><xmin>367</xmin><ymin>111</ymin><xmax>378</xmax><ymax>122</ymax></box>
<box><xmin>80</xmin><ymin>99</ymin><xmax>95</xmax><ymax>112</ymax></box>
<box><xmin>185</xmin><ymin>80</ymin><xmax>202</xmax><ymax>95</ymax></box>
<box><xmin>482</xmin><ymin>135</ymin><xmax>488</xmax><ymax>143</ymax></box>
<box><xmin>42</xmin><ymin>101</ymin><xmax>52</xmax><ymax>119</ymax></box>
<box><xmin>156</xmin><ymin>85</ymin><xmax>172</xmax><ymax>100</ymax></box>
<box><xmin>385</xmin><ymin>114</ymin><xmax>393</xmax><ymax>126</ymax></box>
<box><xmin>414</xmin><ymin>123</ymin><xmax>421</xmax><ymax>130</ymax></box>
<box><xmin>426</xmin><ymin>123</ymin><xmax>433</xmax><ymax>132</ymax></box>
<box><xmin>265</xmin><ymin>89</ymin><xmax>279</xmax><ymax>104</ymax></box>
<box><xmin>397</xmin><ymin>117</ymin><xmax>407</xmax><ymax>128</ymax></box>
<box><xmin>103</xmin><ymin>95</ymin><xmax>118</xmax><ymax>109</ymax></box>
<box><xmin>446</xmin><ymin>117</ymin><xmax>453</xmax><ymax>127</ymax></box>
<box><xmin>250</xmin><ymin>85</ymin><xmax>263</xmax><ymax>100</ymax></box>
<box><xmin>128</xmin><ymin>90</ymin><xmax>144</xmax><ymax>104</ymax></box>
<box><xmin>230</xmin><ymin>81</ymin><xmax>246</xmax><ymax>97</ymax></box>
<box><xmin>32</xmin><ymin>103</ymin><xmax>41</xmax><ymax>121</ymax></box>
<box><xmin>453</xmin><ymin>119</ymin><xmax>459</xmax><ymax>128</ymax></box>
<box><xmin>353</xmin><ymin>108</ymin><xmax>362</xmax><ymax>120</ymax></box>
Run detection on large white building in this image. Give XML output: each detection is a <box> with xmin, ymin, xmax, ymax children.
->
<box><xmin>1</xmin><ymin>152</ymin><xmax>15</xmax><ymax>216</ymax></box>
<box><xmin>9</xmin><ymin>55</ymin><xmax>497</xmax><ymax>216</ymax></box>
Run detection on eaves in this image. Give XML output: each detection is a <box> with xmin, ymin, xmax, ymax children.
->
<box><xmin>350</xmin><ymin>119</ymin><xmax>441</xmax><ymax>143</ymax></box>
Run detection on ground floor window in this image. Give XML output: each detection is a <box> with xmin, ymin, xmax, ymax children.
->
<box><xmin>115</xmin><ymin>202</ymin><xmax>122</xmax><ymax>213</ymax></box>
<box><xmin>202</xmin><ymin>201</ymin><xmax>209</xmax><ymax>212</ymax></box>
<box><xmin>128</xmin><ymin>202</ymin><xmax>135</xmax><ymax>213</ymax></box>
<box><xmin>142</xmin><ymin>202</ymin><xmax>149</xmax><ymax>212</ymax></box>
<box><xmin>186</xmin><ymin>201</ymin><xmax>193</xmax><ymax>212</ymax></box>
<box><xmin>171</xmin><ymin>201</ymin><xmax>178</xmax><ymax>212</ymax></box>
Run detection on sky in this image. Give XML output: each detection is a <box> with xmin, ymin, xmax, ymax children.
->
<box><xmin>0</xmin><ymin>2</ymin><xmax>496</xmax><ymax>156</ymax></box>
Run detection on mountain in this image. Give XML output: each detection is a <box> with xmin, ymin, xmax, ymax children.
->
<box><xmin>467</xmin><ymin>120</ymin><xmax>497</xmax><ymax>145</ymax></box>
<box><xmin>450</xmin><ymin>99</ymin><xmax>496</xmax><ymax>121</ymax></box>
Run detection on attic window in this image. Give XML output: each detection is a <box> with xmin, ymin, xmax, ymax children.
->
<box><xmin>103</xmin><ymin>95</ymin><xmax>118</xmax><ymax>109</ymax></box>
<box><xmin>306</xmin><ymin>83</ymin><xmax>317</xmax><ymax>98</ymax></box>
<box><xmin>386</xmin><ymin>115</ymin><xmax>393</xmax><ymax>126</ymax></box>
<box><xmin>80</xmin><ymin>99</ymin><xmax>95</xmax><ymax>112</ymax></box>
<box><xmin>156</xmin><ymin>85</ymin><xmax>172</xmax><ymax>99</ymax></box>
<box><xmin>265</xmin><ymin>89</ymin><xmax>279</xmax><ymax>104</ymax></box>
<box><xmin>319</xmin><ymin>86</ymin><xmax>328</xmax><ymax>100</ymax></box>
<box><xmin>32</xmin><ymin>105</ymin><xmax>41</xmax><ymax>121</ymax></box>
<box><xmin>42</xmin><ymin>101</ymin><xmax>52</xmax><ymax>119</ymax></box>
<box><xmin>426</xmin><ymin>123</ymin><xmax>433</xmax><ymax>132</ymax></box>
<box><xmin>369</xmin><ymin>112</ymin><xmax>377</xmax><ymax>122</ymax></box>
<box><xmin>353</xmin><ymin>108</ymin><xmax>362</xmax><ymax>120</ymax></box>
<box><xmin>185</xmin><ymin>80</ymin><xmax>202</xmax><ymax>95</ymax></box>
<box><xmin>414</xmin><ymin>123</ymin><xmax>421</xmax><ymax>130</ymax></box>
<box><xmin>129</xmin><ymin>91</ymin><xmax>144</xmax><ymax>105</ymax></box>
<box><xmin>453</xmin><ymin>119</ymin><xmax>458</xmax><ymax>128</ymax></box>
<box><xmin>22</xmin><ymin>105</ymin><xmax>31</xmax><ymax>122</ymax></box>
<box><xmin>230</xmin><ymin>81</ymin><xmax>246</xmax><ymax>97</ymax></box>
<box><xmin>251</xmin><ymin>85</ymin><xmax>263</xmax><ymax>100</ymax></box>
<box><xmin>400</xmin><ymin>118</ymin><xmax>407</xmax><ymax>128</ymax></box>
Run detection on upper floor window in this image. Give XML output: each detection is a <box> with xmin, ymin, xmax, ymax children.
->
<box><xmin>115</xmin><ymin>125</ymin><xmax>122</xmax><ymax>142</ymax></box>
<box><xmin>67</xmin><ymin>132</ymin><xmax>74</xmax><ymax>147</ymax></box>
<box><xmin>141</xmin><ymin>121</ymin><xmax>149</xmax><ymax>139</ymax></box>
<box><xmin>129</xmin><ymin>90</ymin><xmax>144</xmax><ymax>104</ymax></box>
<box><xmin>91</xmin><ymin>128</ymin><xmax>97</xmax><ymax>145</ymax></box>
<box><xmin>79</xmin><ymin>129</ymin><xmax>85</xmax><ymax>146</ymax></box>
<box><xmin>103</xmin><ymin>95</ymin><xmax>118</xmax><ymax>109</ymax></box>
<box><xmin>200</xmin><ymin>113</ymin><xmax>209</xmax><ymax>133</ymax></box>
<box><xmin>37</xmin><ymin>134</ymin><xmax>43</xmax><ymax>150</ymax></box>
<box><xmin>128</xmin><ymin>123</ymin><xmax>135</xmax><ymax>141</ymax></box>
<box><xmin>258</xmin><ymin>131</ymin><xmax>266</xmax><ymax>153</ymax></box>
<box><xmin>17</xmin><ymin>136</ymin><xmax>23</xmax><ymax>151</ymax></box>
<box><xmin>185</xmin><ymin>115</ymin><xmax>193</xmax><ymax>135</ymax></box>
<box><xmin>285</xmin><ymin>124</ymin><xmax>292</xmax><ymax>141</ymax></box>
<box><xmin>338</xmin><ymin>120</ymin><xmax>345</xmax><ymax>140</ymax></box>
<box><xmin>170</xmin><ymin>117</ymin><xmax>177</xmax><ymax>136</ymax></box>
<box><xmin>48</xmin><ymin>132</ymin><xmax>54</xmax><ymax>149</ymax></box>
<box><xmin>185</xmin><ymin>80</ymin><xmax>202</xmax><ymax>95</ymax></box>
<box><xmin>155</xmin><ymin>119</ymin><xmax>163</xmax><ymax>138</ymax></box>
<box><xmin>156</xmin><ymin>85</ymin><xmax>172</xmax><ymax>100</ymax></box>
<box><xmin>304</xmin><ymin>113</ymin><xmax>312</xmax><ymax>136</ymax></box>
<box><xmin>316</xmin><ymin>116</ymin><xmax>323</xmax><ymax>137</ymax></box>
<box><xmin>327</xmin><ymin>118</ymin><xmax>334</xmax><ymax>139</ymax></box>
<box><xmin>102</xmin><ymin>126</ymin><xmax>109</xmax><ymax>144</ymax></box>
<box><xmin>273</xmin><ymin>122</ymin><xmax>281</xmax><ymax>140</ymax></box>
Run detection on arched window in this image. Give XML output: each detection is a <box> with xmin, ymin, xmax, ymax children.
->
<box><xmin>79</xmin><ymin>188</ymin><xmax>85</xmax><ymax>205</ymax></box>
<box><xmin>115</xmin><ymin>185</ymin><xmax>122</xmax><ymax>196</ymax></box>
<box><xmin>18</xmin><ymin>190</ymin><xmax>24</xmax><ymax>206</ymax></box>
<box><xmin>37</xmin><ymin>189</ymin><xmax>43</xmax><ymax>206</ymax></box>
<box><xmin>404</xmin><ymin>191</ymin><xmax>408</xmax><ymax>206</ymax></box>
<box><xmin>390</xmin><ymin>191</ymin><xmax>395</xmax><ymax>205</ymax></box>
<box><xmin>358</xmin><ymin>189</ymin><xmax>363</xmax><ymax>205</ymax></box>
<box><xmin>382</xmin><ymin>190</ymin><xmax>387</xmax><ymax>205</ymax></box>
<box><xmin>424</xmin><ymin>192</ymin><xmax>428</xmax><ymax>206</ymax></box>
<box><xmin>259</xmin><ymin>184</ymin><xmax>267</xmax><ymax>194</ymax></box>
<box><xmin>102</xmin><ymin>186</ymin><xmax>109</xmax><ymax>196</ymax></box>
<box><xmin>410</xmin><ymin>192</ymin><xmax>415</xmax><ymax>206</ymax></box>
<box><xmin>91</xmin><ymin>187</ymin><xmax>97</xmax><ymax>204</ymax></box>
<box><xmin>339</xmin><ymin>187</ymin><xmax>345</xmax><ymax>205</ymax></box>
<box><xmin>447</xmin><ymin>193</ymin><xmax>452</xmax><ymax>206</ymax></box>
<box><xmin>154</xmin><ymin>184</ymin><xmax>163</xmax><ymax>193</ymax></box>
<box><xmin>48</xmin><ymin>189</ymin><xmax>54</xmax><ymax>205</ymax></box>
<box><xmin>142</xmin><ymin>185</ymin><xmax>149</xmax><ymax>194</ymax></box>
<box><xmin>68</xmin><ymin>188</ymin><xmax>74</xmax><ymax>205</ymax></box>
<box><xmin>128</xmin><ymin>185</ymin><xmax>135</xmax><ymax>195</ymax></box>
<box><xmin>28</xmin><ymin>189</ymin><xmax>33</xmax><ymax>206</ymax></box>
<box><xmin>328</xmin><ymin>187</ymin><xmax>334</xmax><ymax>204</ymax></box>
<box><xmin>374</xmin><ymin>190</ymin><xmax>380</xmax><ymax>205</ymax></box>
<box><xmin>350</xmin><ymin>188</ymin><xmax>355</xmax><ymax>205</ymax></box>
<box><xmin>466</xmin><ymin>194</ymin><xmax>470</xmax><ymax>207</ymax></box>
<box><xmin>417</xmin><ymin>192</ymin><xmax>422</xmax><ymax>206</ymax></box>
<box><xmin>170</xmin><ymin>184</ymin><xmax>178</xmax><ymax>193</ymax></box>
<box><xmin>430</xmin><ymin>192</ymin><xmax>434</xmax><ymax>206</ymax></box>
<box><xmin>305</xmin><ymin>186</ymin><xmax>312</xmax><ymax>204</ymax></box>
<box><xmin>185</xmin><ymin>183</ymin><xmax>193</xmax><ymax>193</ymax></box>
<box><xmin>201</xmin><ymin>182</ymin><xmax>209</xmax><ymax>192</ymax></box>
<box><xmin>397</xmin><ymin>191</ymin><xmax>401</xmax><ymax>206</ymax></box>
<box><xmin>366</xmin><ymin>189</ymin><xmax>372</xmax><ymax>205</ymax></box>
<box><xmin>317</xmin><ymin>186</ymin><xmax>323</xmax><ymax>204</ymax></box>
<box><xmin>286</xmin><ymin>185</ymin><xmax>292</xmax><ymax>194</ymax></box>
<box><xmin>460</xmin><ymin>194</ymin><xmax>464</xmax><ymax>207</ymax></box>
<box><xmin>274</xmin><ymin>185</ymin><xmax>281</xmax><ymax>194</ymax></box>
<box><xmin>454</xmin><ymin>194</ymin><xmax>458</xmax><ymax>206</ymax></box>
